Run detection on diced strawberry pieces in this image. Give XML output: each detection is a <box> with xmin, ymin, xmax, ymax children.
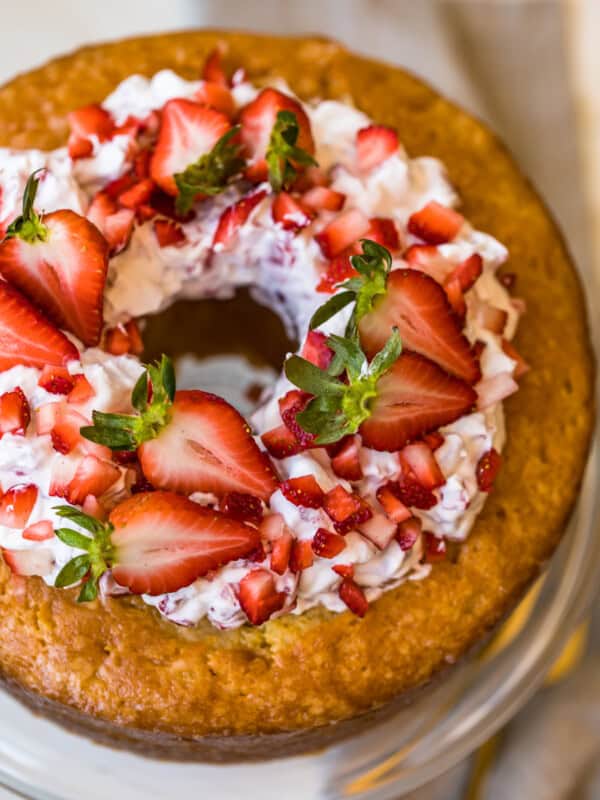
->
<box><xmin>404</xmin><ymin>244</ymin><xmax>453</xmax><ymax>284</ymax></box>
<box><xmin>396</xmin><ymin>517</ymin><xmax>421</xmax><ymax>551</ymax></box>
<box><xmin>449</xmin><ymin>253</ymin><xmax>483</xmax><ymax>292</ymax></box>
<box><xmin>476</xmin><ymin>448</ymin><xmax>502</xmax><ymax>492</ymax></box>
<box><xmin>424</xmin><ymin>531</ymin><xmax>447</xmax><ymax>563</ymax></box>
<box><xmin>68</xmin><ymin>374</ymin><xmax>95</xmax><ymax>405</ymax></box>
<box><xmin>444</xmin><ymin>275</ymin><xmax>467</xmax><ymax>321</ymax></box>
<box><xmin>88</xmin><ymin>192</ymin><xmax>135</xmax><ymax>254</ymax></box>
<box><xmin>301</xmin><ymin>186</ymin><xmax>346</xmax><ymax>212</ymax></box>
<box><xmin>422</xmin><ymin>431</ymin><xmax>444</xmax><ymax>451</ymax></box>
<box><xmin>68</xmin><ymin>104</ymin><xmax>115</xmax><ymax>142</ymax></box>
<box><xmin>261</xmin><ymin>424</ymin><xmax>301</xmax><ymax>459</ymax></box>
<box><xmin>400</xmin><ymin>442</ymin><xmax>445</xmax><ymax>489</ymax></box>
<box><xmin>271</xmin><ymin>192</ymin><xmax>312</xmax><ymax>232</ymax></box>
<box><xmin>501</xmin><ymin>339</ymin><xmax>530</xmax><ymax>379</ymax></box>
<box><xmin>312</xmin><ymin>528</ymin><xmax>346</xmax><ymax>558</ymax></box>
<box><xmin>68</xmin><ymin>137</ymin><xmax>94</xmax><ymax>160</ymax></box>
<box><xmin>153</xmin><ymin>218</ymin><xmax>186</xmax><ymax>247</ymax></box>
<box><xmin>280</xmin><ymin>475</ymin><xmax>324</xmax><ymax>508</ymax></box>
<box><xmin>22</xmin><ymin>519</ymin><xmax>54</xmax><ymax>541</ymax></box>
<box><xmin>331</xmin><ymin>435</ymin><xmax>363</xmax><ymax>481</ymax></box>
<box><xmin>54</xmin><ymin>456</ymin><xmax>120</xmax><ymax>506</ymax></box>
<box><xmin>212</xmin><ymin>190</ymin><xmax>267</xmax><ymax>249</ymax></box>
<box><xmin>118</xmin><ymin>178</ymin><xmax>155</xmax><ymax>209</ymax></box>
<box><xmin>104</xmin><ymin>320</ymin><xmax>144</xmax><ymax>356</ymax></box>
<box><xmin>315</xmin><ymin>209</ymin><xmax>370</xmax><ymax>259</ymax></box>
<box><xmin>316</xmin><ymin>254</ymin><xmax>358</xmax><ymax>294</ymax></box>
<box><xmin>301</xmin><ymin>330</ymin><xmax>334</xmax><ymax>370</ymax></box>
<box><xmin>269</xmin><ymin>529</ymin><xmax>293</xmax><ymax>575</ymax></box>
<box><xmin>238</xmin><ymin>569</ymin><xmax>286</xmax><ymax>625</ymax></box>
<box><xmin>38</xmin><ymin>365</ymin><xmax>74</xmax><ymax>395</ymax></box>
<box><xmin>323</xmin><ymin>485</ymin><xmax>362</xmax><ymax>523</ymax></box>
<box><xmin>0</xmin><ymin>388</ymin><xmax>30</xmax><ymax>438</ymax></box>
<box><xmin>289</xmin><ymin>539</ymin><xmax>314</xmax><ymax>573</ymax></box>
<box><xmin>365</xmin><ymin>217</ymin><xmax>400</xmax><ymax>251</ymax></box>
<box><xmin>0</xmin><ymin>484</ymin><xmax>37</xmax><ymax>528</ymax></box>
<box><xmin>2</xmin><ymin>547</ymin><xmax>54</xmax><ymax>577</ymax></box>
<box><xmin>82</xmin><ymin>494</ymin><xmax>107</xmax><ymax>521</ymax></box>
<box><xmin>332</xmin><ymin>497</ymin><xmax>372</xmax><ymax>535</ymax></box>
<box><xmin>376</xmin><ymin>484</ymin><xmax>411</xmax><ymax>524</ymax></box>
<box><xmin>339</xmin><ymin>577</ymin><xmax>368</xmax><ymax>617</ymax></box>
<box><xmin>278</xmin><ymin>390</ymin><xmax>315</xmax><ymax>448</ymax></box>
<box><xmin>36</xmin><ymin>402</ymin><xmax>60</xmax><ymax>436</ymax></box>
<box><xmin>408</xmin><ymin>201</ymin><xmax>464</xmax><ymax>245</ymax></box>
<box><xmin>133</xmin><ymin>149</ymin><xmax>152</xmax><ymax>179</ymax></box>
<box><xmin>194</xmin><ymin>82</ymin><xmax>235</xmax><ymax>118</ymax></box>
<box><xmin>358</xmin><ymin>512</ymin><xmax>396</xmax><ymax>550</ymax></box>
<box><xmin>392</xmin><ymin>475</ymin><xmax>438</xmax><ymax>511</ymax></box>
<box><xmin>201</xmin><ymin>47</ymin><xmax>229</xmax><ymax>87</ymax></box>
<box><xmin>356</xmin><ymin>125</ymin><xmax>399</xmax><ymax>172</ymax></box>
<box><xmin>332</xmin><ymin>563</ymin><xmax>354</xmax><ymax>578</ymax></box>
<box><xmin>221</xmin><ymin>491</ymin><xmax>263</xmax><ymax>525</ymax></box>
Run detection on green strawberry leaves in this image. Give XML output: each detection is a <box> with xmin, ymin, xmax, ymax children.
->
<box><xmin>174</xmin><ymin>126</ymin><xmax>246</xmax><ymax>214</ymax></box>
<box><xmin>4</xmin><ymin>170</ymin><xmax>49</xmax><ymax>244</ymax></box>
<box><xmin>266</xmin><ymin>110</ymin><xmax>317</xmax><ymax>192</ymax></box>
<box><xmin>80</xmin><ymin>354</ymin><xmax>175</xmax><ymax>451</ymax></box>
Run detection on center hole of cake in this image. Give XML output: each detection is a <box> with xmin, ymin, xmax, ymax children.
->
<box><xmin>140</xmin><ymin>289</ymin><xmax>297</xmax><ymax>416</ymax></box>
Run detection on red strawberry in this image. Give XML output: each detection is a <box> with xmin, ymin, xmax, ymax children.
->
<box><xmin>312</xmin><ymin>528</ymin><xmax>346</xmax><ymax>558</ymax></box>
<box><xmin>67</xmin><ymin>104</ymin><xmax>115</xmax><ymax>160</ymax></box>
<box><xmin>201</xmin><ymin>47</ymin><xmax>229</xmax><ymax>87</ymax></box>
<box><xmin>315</xmin><ymin>209</ymin><xmax>370</xmax><ymax>259</ymax></box>
<box><xmin>317</xmin><ymin>254</ymin><xmax>358</xmax><ymax>294</ymax></box>
<box><xmin>302</xmin><ymin>186</ymin><xmax>345</xmax><ymax>212</ymax></box>
<box><xmin>404</xmin><ymin>244</ymin><xmax>453</xmax><ymax>284</ymax></box>
<box><xmin>68</xmin><ymin>374</ymin><xmax>95</xmax><ymax>405</ymax></box>
<box><xmin>301</xmin><ymin>330</ymin><xmax>333</xmax><ymax>369</ymax></box>
<box><xmin>261</xmin><ymin>424</ymin><xmax>300</xmax><ymax>459</ymax></box>
<box><xmin>139</xmin><ymin>390</ymin><xmax>278</xmax><ymax>501</ymax></box>
<box><xmin>271</xmin><ymin>192</ymin><xmax>312</xmax><ymax>232</ymax></box>
<box><xmin>356</xmin><ymin>125</ymin><xmax>399</xmax><ymax>172</ymax></box>
<box><xmin>38</xmin><ymin>365</ymin><xmax>74</xmax><ymax>395</ymax></box>
<box><xmin>423</xmin><ymin>531</ymin><xmax>447</xmax><ymax>563</ymax></box>
<box><xmin>376</xmin><ymin>484</ymin><xmax>411</xmax><ymax>523</ymax></box>
<box><xmin>54</xmin><ymin>455</ymin><xmax>120</xmax><ymax>505</ymax></box>
<box><xmin>0</xmin><ymin>388</ymin><xmax>30</xmax><ymax>437</ymax></box>
<box><xmin>262</xmin><ymin>514</ymin><xmax>294</xmax><ymax>575</ymax></box>
<box><xmin>407</xmin><ymin>201</ymin><xmax>464</xmax><ymax>245</ymax></box>
<box><xmin>238</xmin><ymin>568</ymin><xmax>286</xmax><ymax>625</ymax></box>
<box><xmin>331</xmin><ymin>497</ymin><xmax>372</xmax><ymax>535</ymax></box>
<box><xmin>0</xmin><ymin>187</ymin><xmax>109</xmax><ymax>346</ymax></box>
<box><xmin>221</xmin><ymin>491</ymin><xmax>263</xmax><ymax>525</ymax></box>
<box><xmin>443</xmin><ymin>275</ymin><xmax>466</xmax><ymax>321</ymax></box>
<box><xmin>195</xmin><ymin>82</ymin><xmax>235</xmax><ymax>118</ymax></box>
<box><xmin>359</xmin><ymin>269</ymin><xmax>480</xmax><ymax>383</ymax></box>
<box><xmin>393</xmin><ymin>475</ymin><xmax>437</xmax><ymax>510</ymax></box>
<box><xmin>2</xmin><ymin>547</ymin><xmax>54</xmax><ymax>577</ymax></box>
<box><xmin>476</xmin><ymin>448</ymin><xmax>502</xmax><ymax>492</ymax></box>
<box><xmin>109</xmin><ymin>491</ymin><xmax>260</xmax><ymax>595</ymax></box>
<box><xmin>289</xmin><ymin>539</ymin><xmax>314</xmax><ymax>572</ymax></box>
<box><xmin>87</xmin><ymin>191</ymin><xmax>135</xmax><ymax>254</ymax></box>
<box><xmin>118</xmin><ymin>178</ymin><xmax>155</xmax><ymax>209</ymax></box>
<box><xmin>68</xmin><ymin>138</ymin><xmax>93</xmax><ymax>160</ymax></box>
<box><xmin>332</xmin><ymin>563</ymin><xmax>354</xmax><ymax>578</ymax></box>
<box><xmin>448</xmin><ymin>253</ymin><xmax>483</xmax><ymax>292</ymax></box>
<box><xmin>330</xmin><ymin>435</ymin><xmax>363</xmax><ymax>481</ymax></box>
<box><xmin>0</xmin><ymin>484</ymin><xmax>37</xmax><ymax>527</ymax></box>
<box><xmin>153</xmin><ymin>218</ymin><xmax>186</xmax><ymax>247</ymax></box>
<box><xmin>278</xmin><ymin>390</ymin><xmax>315</xmax><ymax>448</ymax></box>
<box><xmin>359</xmin><ymin>351</ymin><xmax>477</xmax><ymax>451</ymax></box>
<box><xmin>104</xmin><ymin>320</ymin><xmax>144</xmax><ymax>357</ymax></box>
<box><xmin>22</xmin><ymin>519</ymin><xmax>54</xmax><ymax>542</ymax></box>
<box><xmin>323</xmin><ymin>485</ymin><xmax>363</xmax><ymax>524</ymax></box>
<box><xmin>396</xmin><ymin>517</ymin><xmax>421</xmax><ymax>551</ymax></box>
<box><xmin>358</xmin><ymin>512</ymin><xmax>396</xmax><ymax>549</ymax></box>
<box><xmin>399</xmin><ymin>442</ymin><xmax>445</xmax><ymax>489</ymax></box>
<box><xmin>365</xmin><ymin>217</ymin><xmax>400</xmax><ymax>251</ymax></box>
<box><xmin>338</xmin><ymin>577</ymin><xmax>368</xmax><ymax>617</ymax></box>
<box><xmin>280</xmin><ymin>475</ymin><xmax>324</xmax><ymax>508</ymax></box>
<box><xmin>150</xmin><ymin>99</ymin><xmax>231</xmax><ymax>196</ymax></box>
<box><xmin>239</xmin><ymin>88</ymin><xmax>315</xmax><ymax>181</ymax></box>
<box><xmin>0</xmin><ymin>281</ymin><xmax>79</xmax><ymax>370</ymax></box>
<box><xmin>212</xmin><ymin>189</ymin><xmax>267</xmax><ymax>250</ymax></box>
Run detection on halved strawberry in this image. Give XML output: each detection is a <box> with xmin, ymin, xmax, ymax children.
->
<box><xmin>315</xmin><ymin>209</ymin><xmax>370</xmax><ymax>259</ymax></box>
<box><xmin>238</xmin><ymin>568</ymin><xmax>286</xmax><ymax>625</ymax></box>
<box><xmin>356</xmin><ymin>125</ymin><xmax>399</xmax><ymax>172</ymax></box>
<box><xmin>212</xmin><ymin>189</ymin><xmax>267</xmax><ymax>250</ymax></box>
<box><xmin>312</xmin><ymin>528</ymin><xmax>346</xmax><ymax>558</ymax></box>
<box><xmin>476</xmin><ymin>448</ymin><xmax>502</xmax><ymax>492</ymax></box>
<box><xmin>407</xmin><ymin>201</ymin><xmax>464</xmax><ymax>245</ymax></box>
<box><xmin>302</xmin><ymin>186</ymin><xmax>345</xmax><ymax>212</ymax></box>
<box><xmin>153</xmin><ymin>219</ymin><xmax>186</xmax><ymax>247</ymax></box>
<box><xmin>0</xmin><ymin>175</ymin><xmax>109</xmax><ymax>346</ymax></box>
<box><xmin>239</xmin><ymin>88</ymin><xmax>315</xmax><ymax>182</ymax></box>
<box><xmin>396</xmin><ymin>516</ymin><xmax>421</xmax><ymax>551</ymax></box>
<box><xmin>330</xmin><ymin>435</ymin><xmax>363</xmax><ymax>481</ymax></box>
<box><xmin>22</xmin><ymin>519</ymin><xmax>54</xmax><ymax>542</ymax></box>
<box><xmin>0</xmin><ymin>388</ymin><xmax>30</xmax><ymax>437</ymax></box>
<box><xmin>271</xmin><ymin>192</ymin><xmax>312</xmax><ymax>232</ymax></box>
<box><xmin>2</xmin><ymin>547</ymin><xmax>54</xmax><ymax>577</ymax></box>
<box><xmin>280</xmin><ymin>475</ymin><xmax>324</xmax><ymax>508</ymax></box>
<box><xmin>0</xmin><ymin>484</ymin><xmax>37</xmax><ymax>527</ymax></box>
<box><xmin>0</xmin><ymin>282</ymin><xmax>79</xmax><ymax>370</ymax></box>
<box><xmin>38</xmin><ymin>365</ymin><xmax>74</xmax><ymax>395</ymax></box>
<box><xmin>221</xmin><ymin>491</ymin><xmax>263</xmax><ymax>525</ymax></box>
<box><xmin>150</xmin><ymin>99</ymin><xmax>231</xmax><ymax>196</ymax></box>
<box><xmin>399</xmin><ymin>442</ymin><xmax>445</xmax><ymax>489</ymax></box>
<box><xmin>376</xmin><ymin>484</ymin><xmax>411</xmax><ymax>523</ymax></box>
<box><xmin>261</xmin><ymin>424</ymin><xmax>300</xmax><ymax>459</ymax></box>
<box><xmin>339</xmin><ymin>577</ymin><xmax>368</xmax><ymax>617</ymax></box>
<box><xmin>359</xmin><ymin>269</ymin><xmax>480</xmax><ymax>383</ymax></box>
<box><xmin>359</xmin><ymin>351</ymin><xmax>477</xmax><ymax>451</ymax></box>
<box><xmin>289</xmin><ymin>539</ymin><xmax>314</xmax><ymax>572</ymax></box>
<box><xmin>87</xmin><ymin>191</ymin><xmax>135</xmax><ymax>254</ymax></box>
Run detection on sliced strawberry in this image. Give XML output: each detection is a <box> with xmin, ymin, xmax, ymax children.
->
<box><xmin>365</xmin><ymin>217</ymin><xmax>400</xmax><ymax>251</ymax></box>
<box><xmin>396</xmin><ymin>517</ymin><xmax>421</xmax><ymax>551</ymax></box>
<box><xmin>399</xmin><ymin>442</ymin><xmax>445</xmax><ymax>489</ymax></box>
<box><xmin>68</xmin><ymin>374</ymin><xmax>95</xmax><ymax>405</ymax></box>
<box><xmin>360</xmin><ymin>351</ymin><xmax>477</xmax><ymax>452</ymax></box>
<box><xmin>302</xmin><ymin>186</ymin><xmax>345</xmax><ymax>212</ymax></box>
<box><xmin>139</xmin><ymin>390</ymin><xmax>278</xmax><ymax>501</ymax></box>
<box><xmin>271</xmin><ymin>192</ymin><xmax>312</xmax><ymax>232</ymax></box>
<box><xmin>323</xmin><ymin>485</ymin><xmax>362</xmax><ymax>523</ymax></box>
<box><xmin>118</xmin><ymin>178</ymin><xmax>155</xmax><ymax>209</ymax></box>
<box><xmin>376</xmin><ymin>484</ymin><xmax>411</xmax><ymax>524</ymax></box>
<box><xmin>356</xmin><ymin>125</ymin><xmax>399</xmax><ymax>172</ymax></box>
<box><xmin>153</xmin><ymin>218</ymin><xmax>186</xmax><ymax>247</ymax></box>
<box><xmin>109</xmin><ymin>491</ymin><xmax>260</xmax><ymax>595</ymax></box>
<box><xmin>424</xmin><ymin>531</ymin><xmax>447</xmax><ymax>563</ymax></box>
<box><xmin>289</xmin><ymin>539</ymin><xmax>314</xmax><ymax>572</ymax></box>
<box><xmin>407</xmin><ymin>201</ymin><xmax>464</xmax><ymax>245</ymax></box>
<box><xmin>201</xmin><ymin>47</ymin><xmax>229</xmax><ymax>87</ymax></box>
<box><xmin>261</xmin><ymin>424</ymin><xmax>301</xmax><ymax>459</ymax></box>
<box><xmin>22</xmin><ymin>519</ymin><xmax>54</xmax><ymax>542</ymax></box>
<box><xmin>339</xmin><ymin>577</ymin><xmax>368</xmax><ymax>617</ymax></box>
<box><xmin>312</xmin><ymin>528</ymin><xmax>346</xmax><ymax>558</ymax></box>
<box><xmin>150</xmin><ymin>99</ymin><xmax>231</xmax><ymax>196</ymax></box>
<box><xmin>239</xmin><ymin>88</ymin><xmax>315</xmax><ymax>181</ymax></box>
<box><xmin>358</xmin><ymin>512</ymin><xmax>396</xmax><ymax>549</ymax></box>
<box><xmin>238</xmin><ymin>568</ymin><xmax>286</xmax><ymax>625</ymax></box>
<box><xmin>301</xmin><ymin>330</ymin><xmax>333</xmax><ymax>370</ymax></box>
<box><xmin>331</xmin><ymin>435</ymin><xmax>363</xmax><ymax>481</ymax></box>
<box><xmin>221</xmin><ymin>491</ymin><xmax>263</xmax><ymax>525</ymax></box>
<box><xmin>0</xmin><ymin>282</ymin><xmax>79</xmax><ymax>370</ymax></box>
<box><xmin>448</xmin><ymin>253</ymin><xmax>483</xmax><ymax>292</ymax></box>
<box><xmin>54</xmin><ymin>456</ymin><xmax>120</xmax><ymax>505</ymax></box>
<box><xmin>476</xmin><ymin>448</ymin><xmax>502</xmax><ymax>492</ymax></box>
<box><xmin>2</xmin><ymin>547</ymin><xmax>54</xmax><ymax>577</ymax></box>
<box><xmin>38</xmin><ymin>365</ymin><xmax>74</xmax><ymax>395</ymax></box>
<box><xmin>502</xmin><ymin>339</ymin><xmax>530</xmax><ymax>379</ymax></box>
<box><xmin>212</xmin><ymin>189</ymin><xmax>267</xmax><ymax>250</ymax></box>
<box><xmin>88</xmin><ymin>192</ymin><xmax>135</xmax><ymax>254</ymax></box>
<box><xmin>359</xmin><ymin>269</ymin><xmax>480</xmax><ymax>383</ymax></box>
<box><xmin>280</xmin><ymin>475</ymin><xmax>324</xmax><ymax>508</ymax></box>
<box><xmin>0</xmin><ymin>484</ymin><xmax>37</xmax><ymax>527</ymax></box>
<box><xmin>315</xmin><ymin>209</ymin><xmax>370</xmax><ymax>259</ymax></box>
<box><xmin>0</xmin><ymin>388</ymin><xmax>30</xmax><ymax>437</ymax></box>
<box><xmin>194</xmin><ymin>82</ymin><xmax>235</xmax><ymax>118</ymax></box>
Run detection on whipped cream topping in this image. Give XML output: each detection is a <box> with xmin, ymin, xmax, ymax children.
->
<box><xmin>0</xmin><ymin>70</ymin><xmax>521</xmax><ymax>629</ymax></box>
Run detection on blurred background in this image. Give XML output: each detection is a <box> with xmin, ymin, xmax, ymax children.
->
<box><xmin>1</xmin><ymin>1</ymin><xmax>598</xmax><ymax>797</ymax></box>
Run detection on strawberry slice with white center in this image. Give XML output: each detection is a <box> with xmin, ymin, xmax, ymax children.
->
<box><xmin>0</xmin><ymin>387</ymin><xmax>30</xmax><ymax>437</ymax></box>
<box><xmin>52</xmin><ymin>492</ymin><xmax>261</xmax><ymax>601</ymax></box>
<box><xmin>212</xmin><ymin>189</ymin><xmax>267</xmax><ymax>250</ymax></box>
<box><xmin>359</xmin><ymin>269</ymin><xmax>480</xmax><ymax>383</ymax></box>
<box><xmin>80</xmin><ymin>355</ymin><xmax>278</xmax><ymax>501</ymax></box>
<box><xmin>238</xmin><ymin>569</ymin><xmax>286</xmax><ymax>625</ymax></box>
<box><xmin>355</xmin><ymin>125</ymin><xmax>399</xmax><ymax>172</ymax></box>
<box><xmin>150</xmin><ymin>99</ymin><xmax>232</xmax><ymax>196</ymax></box>
<box><xmin>2</xmin><ymin>547</ymin><xmax>54</xmax><ymax>577</ymax></box>
<box><xmin>87</xmin><ymin>191</ymin><xmax>135</xmax><ymax>255</ymax></box>
<box><xmin>0</xmin><ymin>172</ymin><xmax>109</xmax><ymax>346</ymax></box>
<box><xmin>0</xmin><ymin>282</ymin><xmax>78</xmax><ymax>370</ymax></box>
<box><xmin>0</xmin><ymin>484</ymin><xmax>38</xmax><ymax>527</ymax></box>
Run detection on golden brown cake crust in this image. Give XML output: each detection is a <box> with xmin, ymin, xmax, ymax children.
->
<box><xmin>0</xmin><ymin>31</ymin><xmax>594</xmax><ymax>760</ymax></box>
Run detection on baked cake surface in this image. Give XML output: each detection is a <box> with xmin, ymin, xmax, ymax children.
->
<box><xmin>0</xmin><ymin>30</ymin><xmax>594</xmax><ymax>760</ymax></box>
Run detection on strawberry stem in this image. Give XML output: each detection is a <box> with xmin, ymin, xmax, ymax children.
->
<box><xmin>266</xmin><ymin>110</ymin><xmax>317</xmax><ymax>192</ymax></box>
<box><xmin>4</xmin><ymin>170</ymin><xmax>49</xmax><ymax>244</ymax></box>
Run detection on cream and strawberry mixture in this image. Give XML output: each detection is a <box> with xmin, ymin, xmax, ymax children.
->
<box><xmin>0</xmin><ymin>52</ymin><xmax>526</xmax><ymax>629</ymax></box>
